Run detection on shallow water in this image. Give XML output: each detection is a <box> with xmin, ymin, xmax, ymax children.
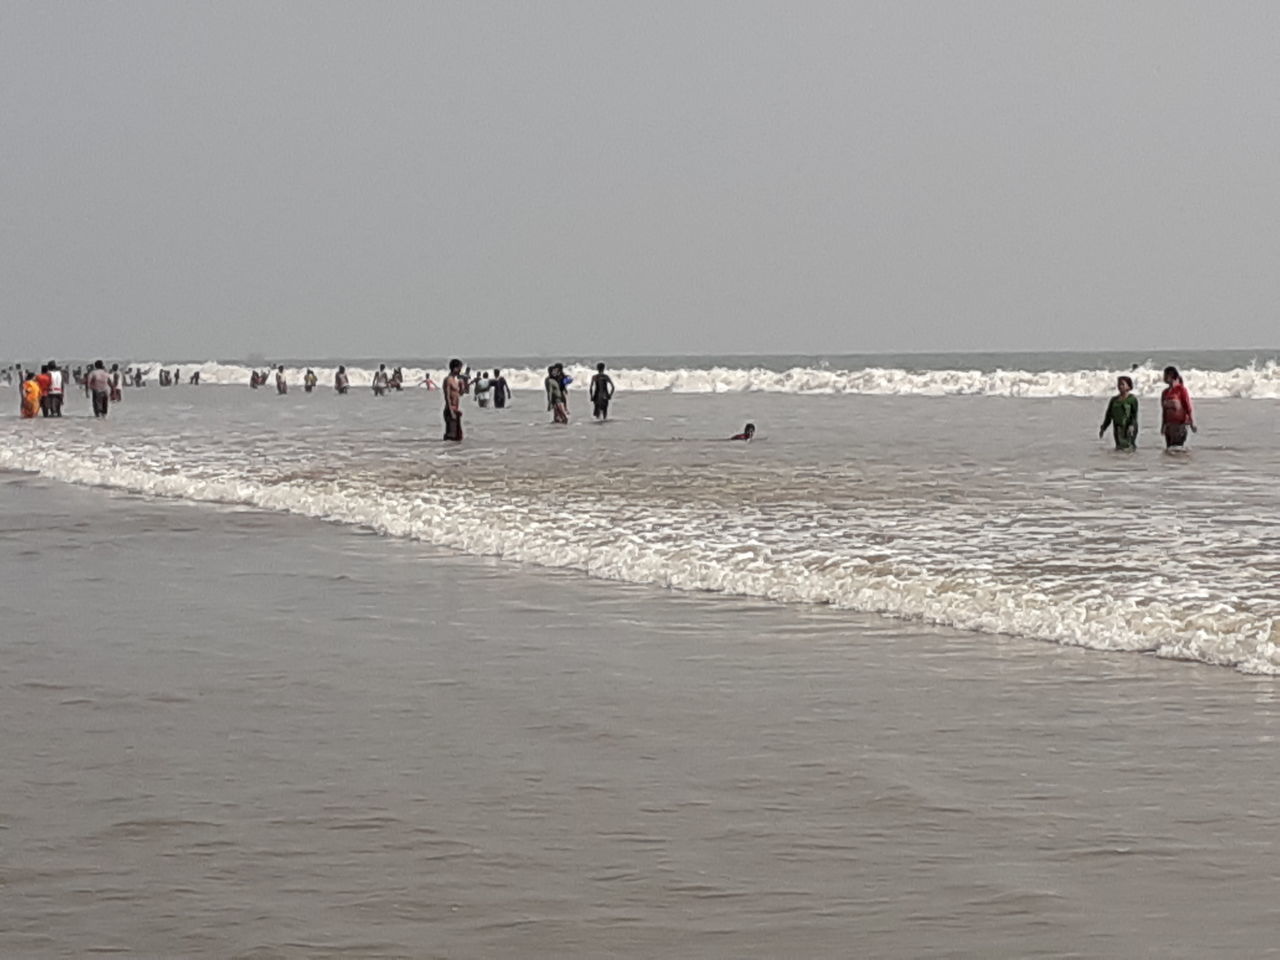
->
<box><xmin>2</xmin><ymin>384</ymin><xmax>1277</xmax><ymax>671</ymax></box>
<box><xmin>4</xmin><ymin>476</ymin><xmax>1280</xmax><ymax>958</ymax></box>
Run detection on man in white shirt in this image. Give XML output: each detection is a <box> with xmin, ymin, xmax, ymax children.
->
<box><xmin>47</xmin><ymin>362</ymin><xmax>65</xmax><ymax>417</ymax></box>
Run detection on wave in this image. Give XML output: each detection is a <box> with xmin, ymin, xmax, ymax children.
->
<box><xmin>124</xmin><ymin>360</ymin><xmax>1280</xmax><ymax>398</ymax></box>
<box><xmin>1</xmin><ymin>438</ymin><xmax>1276</xmax><ymax>675</ymax></box>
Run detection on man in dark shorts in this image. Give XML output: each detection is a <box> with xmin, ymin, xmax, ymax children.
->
<box><xmin>443</xmin><ymin>359</ymin><xmax>465</xmax><ymax>441</ymax></box>
<box><xmin>86</xmin><ymin>360</ymin><xmax>112</xmax><ymax>418</ymax></box>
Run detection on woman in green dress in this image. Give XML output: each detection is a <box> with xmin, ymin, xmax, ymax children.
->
<box><xmin>1099</xmin><ymin>375</ymin><xmax>1138</xmax><ymax>450</ymax></box>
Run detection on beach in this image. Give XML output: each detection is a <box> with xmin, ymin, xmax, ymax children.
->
<box><xmin>2</xmin><ymin>368</ymin><xmax>1280</xmax><ymax>956</ymax></box>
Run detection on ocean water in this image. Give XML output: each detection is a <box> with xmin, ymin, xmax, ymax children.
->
<box><xmin>3</xmin><ymin>358</ymin><xmax>1280</xmax><ymax>956</ymax></box>
<box><xmin>2</xmin><ymin>364</ymin><xmax>1278</xmax><ymax>673</ymax></box>
<box><xmin>5</xmin><ymin>467</ymin><xmax>1280</xmax><ymax>957</ymax></box>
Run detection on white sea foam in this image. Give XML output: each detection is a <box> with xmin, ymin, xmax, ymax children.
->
<box><xmin>2</xmin><ymin>432</ymin><xmax>1277</xmax><ymax>675</ymax></box>
<box><xmin>127</xmin><ymin>359</ymin><xmax>1280</xmax><ymax>398</ymax></box>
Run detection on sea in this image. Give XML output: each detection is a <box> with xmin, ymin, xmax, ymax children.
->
<box><xmin>2</xmin><ymin>350</ymin><xmax>1279</xmax><ymax>957</ymax></box>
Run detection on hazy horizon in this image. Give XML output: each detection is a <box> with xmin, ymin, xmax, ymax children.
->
<box><xmin>6</xmin><ymin>2</ymin><xmax>1279</xmax><ymax>359</ymax></box>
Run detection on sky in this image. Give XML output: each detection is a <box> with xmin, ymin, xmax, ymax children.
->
<box><xmin>3</xmin><ymin>1</ymin><xmax>1279</xmax><ymax>360</ymax></box>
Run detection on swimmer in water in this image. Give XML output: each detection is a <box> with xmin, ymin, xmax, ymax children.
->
<box><xmin>730</xmin><ymin>423</ymin><xmax>756</xmax><ymax>441</ymax></box>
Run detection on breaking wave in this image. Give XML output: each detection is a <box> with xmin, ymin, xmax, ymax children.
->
<box><xmin>1</xmin><ymin>435</ymin><xmax>1277</xmax><ymax>675</ymax></box>
<box><xmin>126</xmin><ymin>360</ymin><xmax>1280</xmax><ymax>398</ymax></box>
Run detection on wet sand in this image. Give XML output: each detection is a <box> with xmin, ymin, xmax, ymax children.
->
<box><xmin>3</xmin><ymin>475</ymin><xmax>1280</xmax><ymax>958</ymax></box>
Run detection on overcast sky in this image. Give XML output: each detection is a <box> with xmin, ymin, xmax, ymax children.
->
<box><xmin>3</xmin><ymin>1</ymin><xmax>1278</xmax><ymax>360</ymax></box>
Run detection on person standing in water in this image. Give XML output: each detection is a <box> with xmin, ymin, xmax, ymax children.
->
<box><xmin>373</xmin><ymin>364</ymin><xmax>389</xmax><ymax>396</ymax></box>
<box><xmin>20</xmin><ymin>372</ymin><xmax>42</xmax><ymax>419</ymax></box>
<box><xmin>86</xmin><ymin>360</ymin><xmax>112</xmax><ymax>418</ymax></box>
<box><xmin>109</xmin><ymin>364</ymin><xmax>122</xmax><ymax>403</ymax></box>
<box><xmin>589</xmin><ymin>362</ymin><xmax>615</xmax><ymax>420</ymax></box>
<box><xmin>46</xmin><ymin>362</ymin><xmax>65</xmax><ymax>416</ymax></box>
<box><xmin>275</xmin><ymin>365</ymin><xmax>288</xmax><ymax>395</ymax></box>
<box><xmin>304</xmin><ymin>368</ymin><xmax>318</xmax><ymax>393</ymax></box>
<box><xmin>443</xmin><ymin>358</ymin><xmax>465</xmax><ymax>441</ymax></box>
<box><xmin>1099</xmin><ymin>376</ymin><xmax>1138</xmax><ymax>450</ymax></box>
<box><xmin>1160</xmin><ymin>365</ymin><xmax>1196</xmax><ymax>449</ymax></box>
<box><xmin>491</xmin><ymin>369</ymin><xmax>510</xmax><ymax>409</ymax></box>
<box><xmin>36</xmin><ymin>366</ymin><xmax>53</xmax><ymax>416</ymax></box>
<box><xmin>545</xmin><ymin>365</ymin><xmax>568</xmax><ymax>423</ymax></box>
<box><xmin>473</xmin><ymin>370</ymin><xmax>492</xmax><ymax>408</ymax></box>
<box><xmin>335</xmin><ymin>365</ymin><xmax>350</xmax><ymax>394</ymax></box>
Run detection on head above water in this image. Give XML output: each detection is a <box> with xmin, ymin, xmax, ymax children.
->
<box><xmin>597</xmin><ymin>362</ymin><xmax>606</xmax><ymax>373</ymax></box>
<box><xmin>1163</xmin><ymin>365</ymin><xmax>1182</xmax><ymax>384</ymax></box>
<box><xmin>743</xmin><ymin>423</ymin><xmax>756</xmax><ymax>437</ymax></box>
<box><xmin>338</xmin><ymin>364</ymin><xmax>346</xmax><ymax>373</ymax></box>
<box><xmin>449</xmin><ymin>358</ymin><xmax>462</xmax><ymax>373</ymax></box>
<box><xmin>94</xmin><ymin>359</ymin><xmax>104</xmax><ymax>370</ymax></box>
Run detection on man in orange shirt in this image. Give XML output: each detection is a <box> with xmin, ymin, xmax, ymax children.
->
<box><xmin>35</xmin><ymin>365</ymin><xmax>53</xmax><ymax>417</ymax></box>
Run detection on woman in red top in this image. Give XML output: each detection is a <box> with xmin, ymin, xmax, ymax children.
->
<box><xmin>1161</xmin><ymin>365</ymin><xmax>1196</xmax><ymax>449</ymax></box>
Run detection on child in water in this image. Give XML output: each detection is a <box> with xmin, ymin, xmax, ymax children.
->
<box><xmin>730</xmin><ymin>423</ymin><xmax>756</xmax><ymax>441</ymax></box>
<box><xmin>1099</xmin><ymin>376</ymin><xmax>1138</xmax><ymax>449</ymax></box>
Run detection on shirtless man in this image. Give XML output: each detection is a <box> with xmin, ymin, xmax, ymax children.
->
<box><xmin>589</xmin><ymin>362</ymin><xmax>614</xmax><ymax>420</ymax></box>
<box><xmin>443</xmin><ymin>359</ymin><xmax>465</xmax><ymax>442</ymax></box>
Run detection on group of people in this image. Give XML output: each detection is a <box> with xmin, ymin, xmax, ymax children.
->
<box><xmin>1099</xmin><ymin>365</ymin><xmax>1197</xmax><ymax>450</ymax></box>
<box><xmin>157</xmin><ymin>368</ymin><xmax>199</xmax><ymax>386</ymax></box>
<box><xmin>434</xmin><ymin>362</ymin><xmax>614</xmax><ymax>441</ymax></box>
<box><xmin>13</xmin><ymin>358</ymin><xmax>1201</xmax><ymax>451</ymax></box>
<box><xmin>249</xmin><ymin>367</ymin><xmax>289</xmax><ymax>392</ymax></box>
<box><xmin>370</xmin><ymin>365</ymin><xmax>409</xmax><ymax>395</ymax></box>
<box><xmin>15</xmin><ymin>359</ymin><xmax>124</xmax><ymax>419</ymax></box>
<box><xmin>542</xmin><ymin>362</ymin><xmax>614</xmax><ymax>424</ymax></box>
<box><xmin>438</xmin><ymin>364</ymin><xmax>522</xmax><ymax>440</ymax></box>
